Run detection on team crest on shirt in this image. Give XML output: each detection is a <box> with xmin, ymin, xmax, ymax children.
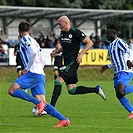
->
<box><xmin>124</xmin><ymin>44</ymin><xmax>128</xmax><ymax>48</ymax></box>
<box><xmin>69</xmin><ymin>34</ymin><xmax>72</xmax><ymax>38</ymax></box>
<box><xmin>25</xmin><ymin>41</ymin><xmax>30</xmax><ymax>46</ymax></box>
<box><xmin>25</xmin><ymin>41</ymin><xmax>29</xmax><ymax>45</ymax></box>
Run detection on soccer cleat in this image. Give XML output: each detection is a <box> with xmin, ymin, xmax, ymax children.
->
<box><xmin>24</xmin><ymin>89</ymin><xmax>28</xmax><ymax>93</ymax></box>
<box><xmin>54</xmin><ymin>118</ymin><xmax>70</xmax><ymax>128</ymax></box>
<box><xmin>127</xmin><ymin>113</ymin><xmax>133</xmax><ymax>119</ymax></box>
<box><xmin>36</xmin><ymin>101</ymin><xmax>46</xmax><ymax>115</ymax></box>
<box><xmin>41</xmin><ymin>110</ymin><xmax>47</xmax><ymax>116</ymax></box>
<box><xmin>96</xmin><ymin>85</ymin><xmax>107</xmax><ymax>101</ymax></box>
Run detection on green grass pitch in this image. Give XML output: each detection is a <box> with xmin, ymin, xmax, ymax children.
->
<box><xmin>0</xmin><ymin>67</ymin><xmax>133</xmax><ymax>132</ymax></box>
<box><xmin>0</xmin><ymin>81</ymin><xmax>133</xmax><ymax>133</ymax></box>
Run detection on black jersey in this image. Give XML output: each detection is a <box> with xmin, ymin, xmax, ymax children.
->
<box><xmin>60</xmin><ymin>27</ymin><xmax>86</xmax><ymax>65</ymax></box>
<box><xmin>14</xmin><ymin>44</ymin><xmax>24</xmax><ymax>67</ymax></box>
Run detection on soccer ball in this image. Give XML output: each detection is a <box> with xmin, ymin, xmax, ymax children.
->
<box><xmin>32</xmin><ymin>106</ymin><xmax>38</xmax><ymax>116</ymax></box>
<box><xmin>32</xmin><ymin>106</ymin><xmax>47</xmax><ymax>116</ymax></box>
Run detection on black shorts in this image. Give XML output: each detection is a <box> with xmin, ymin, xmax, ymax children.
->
<box><xmin>16</xmin><ymin>65</ymin><xmax>24</xmax><ymax>72</ymax></box>
<box><xmin>53</xmin><ymin>65</ymin><xmax>63</xmax><ymax>71</ymax></box>
<box><xmin>59</xmin><ymin>61</ymin><xmax>79</xmax><ymax>85</ymax></box>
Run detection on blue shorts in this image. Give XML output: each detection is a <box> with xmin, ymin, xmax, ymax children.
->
<box><xmin>15</xmin><ymin>71</ymin><xmax>46</xmax><ymax>97</ymax></box>
<box><xmin>114</xmin><ymin>71</ymin><xmax>133</xmax><ymax>87</ymax></box>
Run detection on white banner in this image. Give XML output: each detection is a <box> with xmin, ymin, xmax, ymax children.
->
<box><xmin>9</xmin><ymin>48</ymin><xmax>54</xmax><ymax>66</ymax></box>
<box><xmin>9</xmin><ymin>48</ymin><xmax>16</xmax><ymax>65</ymax></box>
<box><xmin>42</xmin><ymin>48</ymin><xmax>54</xmax><ymax>65</ymax></box>
<box><xmin>9</xmin><ymin>48</ymin><xmax>111</xmax><ymax>66</ymax></box>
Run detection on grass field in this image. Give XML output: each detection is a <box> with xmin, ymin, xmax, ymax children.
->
<box><xmin>0</xmin><ymin>67</ymin><xmax>133</xmax><ymax>133</ymax></box>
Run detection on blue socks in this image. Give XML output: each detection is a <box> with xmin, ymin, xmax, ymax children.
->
<box><xmin>12</xmin><ymin>90</ymin><xmax>67</xmax><ymax>120</ymax></box>
<box><xmin>12</xmin><ymin>89</ymin><xmax>40</xmax><ymax>105</ymax></box>
<box><xmin>120</xmin><ymin>97</ymin><xmax>133</xmax><ymax>113</ymax></box>
<box><xmin>45</xmin><ymin>103</ymin><xmax>67</xmax><ymax>120</ymax></box>
<box><xmin>119</xmin><ymin>85</ymin><xmax>133</xmax><ymax>113</ymax></box>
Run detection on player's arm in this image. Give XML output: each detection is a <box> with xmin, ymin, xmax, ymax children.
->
<box><xmin>119</xmin><ymin>41</ymin><xmax>133</xmax><ymax>69</ymax></box>
<box><xmin>126</xmin><ymin>48</ymin><xmax>133</xmax><ymax>69</ymax></box>
<box><xmin>76</xmin><ymin>37</ymin><xmax>93</xmax><ymax>64</ymax></box>
<box><xmin>100</xmin><ymin>64</ymin><xmax>113</xmax><ymax>74</ymax></box>
<box><xmin>50</xmin><ymin>47</ymin><xmax>63</xmax><ymax>58</ymax></box>
<box><xmin>14</xmin><ymin>46</ymin><xmax>17</xmax><ymax>56</ymax></box>
<box><xmin>14</xmin><ymin>52</ymin><xmax>17</xmax><ymax>56</ymax></box>
<box><xmin>81</xmin><ymin>37</ymin><xmax>93</xmax><ymax>53</ymax></box>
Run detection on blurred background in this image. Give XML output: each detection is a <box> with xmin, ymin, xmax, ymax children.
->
<box><xmin>0</xmin><ymin>0</ymin><xmax>133</xmax><ymax>67</ymax></box>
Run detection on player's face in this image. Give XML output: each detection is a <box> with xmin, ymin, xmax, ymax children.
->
<box><xmin>55</xmin><ymin>43</ymin><xmax>61</xmax><ymax>49</ymax></box>
<box><xmin>58</xmin><ymin>19</ymin><xmax>67</xmax><ymax>31</ymax></box>
<box><xmin>106</xmin><ymin>29</ymin><xmax>115</xmax><ymax>42</ymax></box>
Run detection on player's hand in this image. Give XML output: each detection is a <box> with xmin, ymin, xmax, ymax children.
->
<box><xmin>127</xmin><ymin>60</ymin><xmax>133</xmax><ymax>69</ymax></box>
<box><xmin>100</xmin><ymin>65</ymin><xmax>108</xmax><ymax>74</ymax></box>
<box><xmin>50</xmin><ymin>50</ymin><xmax>56</xmax><ymax>58</ymax></box>
<box><xmin>21</xmin><ymin>69</ymin><xmax>29</xmax><ymax>75</ymax></box>
<box><xmin>76</xmin><ymin>54</ymin><xmax>82</xmax><ymax>64</ymax></box>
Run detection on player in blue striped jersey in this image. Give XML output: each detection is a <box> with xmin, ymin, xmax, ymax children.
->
<box><xmin>8</xmin><ymin>21</ymin><xmax>70</xmax><ymax>127</ymax></box>
<box><xmin>100</xmin><ymin>25</ymin><xmax>133</xmax><ymax>119</ymax></box>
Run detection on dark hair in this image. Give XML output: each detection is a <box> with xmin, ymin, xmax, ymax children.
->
<box><xmin>18</xmin><ymin>21</ymin><xmax>30</xmax><ymax>32</ymax></box>
<box><xmin>107</xmin><ymin>25</ymin><xmax>118</xmax><ymax>32</ymax></box>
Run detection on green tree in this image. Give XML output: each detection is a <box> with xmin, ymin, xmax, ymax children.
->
<box><xmin>1</xmin><ymin>0</ymin><xmax>133</xmax><ymax>40</ymax></box>
<box><xmin>0</xmin><ymin>0</ymin><xmax>8</xmax><ymax>5</ymax></box>
<box><xmin>1</xmin><ymin>0</ymin><xmax>133</xmax><ymax>10</ymax></box>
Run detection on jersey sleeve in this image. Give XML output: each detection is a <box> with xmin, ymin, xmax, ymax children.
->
<box><xmin>75</xmin><ymin>29</ymin><xmax>87</xmax><ymax>42</ymax></box>
<box><xmin>118</xmin><ymin>39</ymin><xmax>130</xmax><ymax>52</ymax></box>
<box><xmin>118</xmin><ymin>39</ymin><xmax>133</xmax><ymax>61</ymax></box>
<box><xmin>39</xmin><ymin>48</ymin><xmax>46</xmax><ymax>67</ymax></box>
<box><xmin>107</xmin><ymin>64</ymin><xmax>114</xmax><ymax>68</ymax></box>
<box><xmin>126</xmin><ymin>48</ymin><xmax>133</xmax><ymax>61</ymax></box>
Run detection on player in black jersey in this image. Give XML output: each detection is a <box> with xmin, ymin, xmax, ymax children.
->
<box><xmin>14</xmin><ymin>35</ymin><xmax>24</xmax><ymax>77</ymax></box>
<box><xmin>52</xmin><ymin>39</ymin><xmax>63</xmax><ymax>80</ymax></box>
<box><xmin>50</xmin><ymin>16</ymin><xmax>107</xmax><ymax>107</ymax></box>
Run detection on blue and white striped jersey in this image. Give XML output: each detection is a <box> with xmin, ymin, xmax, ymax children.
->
<box><xmin>19</xmin><ymin>35</ymin><xmax>46</xmax><ymax>75</ymax></box>
<box><xmin>108</xmin><ymin>37</ymin><xmax>133</xmax><ymax>73</ymax></box>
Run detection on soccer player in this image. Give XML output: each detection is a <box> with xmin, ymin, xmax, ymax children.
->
<box><xmin>14</xmin><ymin>36</ymin><xmax>46</xmax><ymax>112</ymax></box>
<box><xmin>50</xmin><ymin>39</ymin><xmax>63</xmax><ymax>105</ymax></box>
<box><xmin>100</xmin><ymin>25</ymin><xmax>133</xmax><ymax>119</ymax></box>
<box><xmin>14</xmin><ymin>35</ymin><xmax>24</xmax><ymax>77</ymax></box>
<box><xmin>52</xmin><ymin>39</ymin><xmax>63</xmax><ymax>80</ymax></box>
<box><xmin>50</xmin><ymin>15</ymin><xmax>106</xmax><ymax>107</ymax></box>
<box><xmin>8</xmin><ymin>21</ymin><xmax>70</xmax><ymax>127</ymax></box>
<box><xmin>14</xmin><ymin>35</ymin><xmax>29</xmax><ymax>93</ymax></box>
